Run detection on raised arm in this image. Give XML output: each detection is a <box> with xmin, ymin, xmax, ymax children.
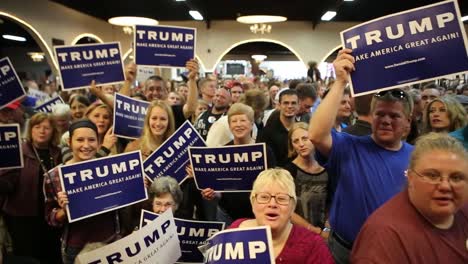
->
<box><xmin>119</xmin><ymin>62</ymin><xmax>137</xmax><ymax>97</ymax></box>
<box><xmin>89</xmin><ymin>80</ymin><xmax>114</xmax><ymax>110</ymax></box>
<box><xmin>308</xmin><ymin>49</ymin><xmax>354</xmax><ymax>157</ymax></box>
<box><xmin>183</xmin><ymin>59</ymin><xmax>199</xmax><ymax>118</ymax></box>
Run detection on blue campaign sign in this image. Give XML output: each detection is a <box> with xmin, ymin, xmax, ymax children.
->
<box><xmin>113</xmin><ymin>93</ymin><xmax>149</xmax><ymax>139</ymax></box>
<box><xmin>189</xmin><ymin>144</ymin><xmax>267</xmax><ymax>192</ymax></box>
<box><xmin>35</xmin><ymin>96</ymin><xmax>64</xmax><ymax>113</ymax></box>
<box><xmin>58</xmin><ymin>151</ymin><xmax>148</xmax><ymax>222</ymax></box>
<box><xmin>199</xmin><ymin>226</ymin><xmax>275</xmax><ymax>264</ymax></box>
<box><xmin>54</xmin><ymin>42</ymin><xmax>125</xmax><ymax>90</ymax></box>
<box><xmin>0</xmin><ymin>124</ymin><xmax>23</xmax><ymax>169</ymax></box>
<box><xmin>135</xmin><ymin>25</ymin><xmax>196</xmax><ymax>68</ymax></box>
<box><xmin>0</xmin><ymin>57</ymin><xmax>26</xmax><ymax>110</ymax></box>
<box><xmin>341</xmin><ymin>0</ymin><xmax>468</xmax><ymax>96</ymax></box>
<box><xmin>143</xmin><ymin>120</ymin><xmax>206</xmax><ymax>184</ymax></box>
<box><xmin>140</xmin><ymin>210</ymin><xmax>225</xmax><ymax>263</ymax></box>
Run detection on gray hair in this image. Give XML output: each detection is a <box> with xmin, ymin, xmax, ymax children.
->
<box><xmin>149</xmin><ymin>176</ymin><xmax>183</xmax><ymax>207</ymax></box>
<box><xmin>51</xmin><ymin>103</ymin><xmax>71</xmax><ymax>117</ymax></box>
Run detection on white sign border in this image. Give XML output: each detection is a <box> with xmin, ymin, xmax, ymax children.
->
<box><xmin>54</xmin><ymin>41</ymin><xmax>126</xmax><ymax>91</ymax></box>
<box><xmin>58</xmin><ymin>150</ymin><xmax>148</xmax><ymax>223</ymax></box>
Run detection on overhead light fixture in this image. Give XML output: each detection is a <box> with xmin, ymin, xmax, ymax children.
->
<box><xmin>321</xmin><ymin>11</ymin><xmax>337</xmax><ymax>21</ymax></box>
<box><xmin>189</xmin><ymin>10</ymin><xmax>204</xmax><ymax>20</ymax></box>
<box><xmin>2</xmin><ymin>34</ymin><xmax>26</xmax><ymax>42</ymax></box>
<box><xmin>237</xmin><ymin>15</ymin><xmax>287</xmax><ymax>24</ymax></box>
<box><xmin>108</xmin><ymin>16</ymin><xmax>159</xmax><ymax>27</ymax></box>
<box><xmin>344</xmin><ymin>0</ymin><xmax>354</xmax><ymax>2</ymax></box>
<box><xmin>175</xmin><ymin>0</ymin><xmax>186</xmax><ymax>1</ymax></box>
<box><xmin>251</xmin><ymin>54</ymin><xmax>267</xmax><ymax>62</ymax></box>
<box><xmin>27</xmin><ymin>52</ymin><xmax>45</xmax><ymax>62</ymax></box>
<box><xmin>250</xmin><ymin>24</ymin><xmax>272</xmax><ymax>34</ymax></box>
<box><xmin>462</xmin><ymin>15</ymin><xmax>468</xmax><ymax>22</ymax></box>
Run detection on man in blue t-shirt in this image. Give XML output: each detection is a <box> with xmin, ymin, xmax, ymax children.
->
<box><xmin>309</xmin><ymin>49</ymin><xmax>414</xmax><ymax>264</ymax></box>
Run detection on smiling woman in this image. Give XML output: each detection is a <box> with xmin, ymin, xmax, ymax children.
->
<box><xmin>351</xmin><ymin>133</ymin><xmax>468</xmax><ymax>264</ymax></box>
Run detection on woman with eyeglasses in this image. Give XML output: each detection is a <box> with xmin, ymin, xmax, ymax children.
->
<box><xmin>422</xmin><ymin>96</ymin><xmax>466</xmax><ymax>134</ymax></box>
<box><xmin>149</xmin><ymin>176</ymin><xmax>183</xmax><ymax>215</ymax></box>
<box><xmin>229</xmin><ymin>169</ymin><xmax>334</xmax><ymax>263</ymax></box>
<box><xmin>351</xmin><ymin>133</ymin><xmax>468</xmax><ymax>264</ymax></box>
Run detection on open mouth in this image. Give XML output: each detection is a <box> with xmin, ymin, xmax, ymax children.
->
<box><xmin>265</xmin><ymin>212</ymin><xmax>279</xmax><ymax>221</ymax></box>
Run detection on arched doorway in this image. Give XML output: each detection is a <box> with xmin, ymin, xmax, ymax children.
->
<box><xmin>71</xmin><ymin>33</ymin><xmax>103</xmax><ymax>45</ymax></box>
<box><xmin>213</xmin><ymin>40</ymin><xmax>306</xmax><ymax>81</ymax></box>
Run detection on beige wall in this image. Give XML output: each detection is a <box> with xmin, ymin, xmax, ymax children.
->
<box><xmin>2</xmin><ymin>0</ymin><xmax>467</xmax><ymax>74</ymax></box>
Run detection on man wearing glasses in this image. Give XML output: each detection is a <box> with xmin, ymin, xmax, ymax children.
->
<box><xmin>309</xmin><ymin>48</ymin><xmax>414</xmax><ymax>264</ymax></box>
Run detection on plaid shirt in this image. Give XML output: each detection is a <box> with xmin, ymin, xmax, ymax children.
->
<box><xmin>43</xmin><ymin>167</ymin><xmax>63</xmax><ymax>227</ymax></box>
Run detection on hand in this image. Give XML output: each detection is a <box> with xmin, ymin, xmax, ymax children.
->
<box><xmin>102</xmin><ymin>127</ymin><xmax>117</xmax><ymax>150</ymax></box>
<box><xmin>125</xmin><ymin>62</ymin><xmax>137</xmax><ymax>82</ymax></box>
<box><xmin>333</xmin><ymin>48</ymin><xmax>355</xmax><ymax>84</ymax></box>
<box><xmin>185</xmin><ymin>165</ymin><xmax>194</xmax><ymax>178</ymax></box>
<box><xmin>186</xmin><ymin>59</ymin><xmax>199</xmax><ymax>80</ymax></box>
<box><xmin>57</xmin><ymin>191</ymin><xmax>69</xmax><ymax>209</ymax></box>
<box><xmin>144</xmin><ymin>176</ymin><xmax>151</xmax><ymax>189</ymax></box>
<box><xmin>201</xmin><ymin>188</ymin><xmax>216</xmax><ymax>200</ymax></box>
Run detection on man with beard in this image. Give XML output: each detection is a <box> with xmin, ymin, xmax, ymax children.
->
<box><xmin>194</xmin><ymin>87</ymin><xmax>231</xmax><ymax>140</ymax></box>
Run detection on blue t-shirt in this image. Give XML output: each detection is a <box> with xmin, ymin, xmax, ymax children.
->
<box><xmin>316</xmin><ymin>131</ymin><xmax>413</xmax><ymax>242</ymax></box>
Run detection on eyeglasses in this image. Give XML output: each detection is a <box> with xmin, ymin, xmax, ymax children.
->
<box><xmin>153</xmin><ymin>201</ymin><xmax>175</xmax><ymax>208</ymax></box>
<box><xmin>374</xmin><ymin>89</ymin><xmax>408</xmax><ymax>100</ymax></box>
<box><xmin>255</xmin><ymin>192</ymin><xmax>293</xmax><ymax>205</ymax></box>
<box><xmin>410</xmin><ymin>169</ymin><xmax>467</xmax><ymax>187</ymax></box>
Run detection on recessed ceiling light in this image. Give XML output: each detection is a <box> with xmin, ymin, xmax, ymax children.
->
<box><xmin>237</xmin><ymin>15</ymin><xmax>287</xmax><ymax>24</ymax></box>
<box><xmin>2</xmin><ymin>34</ymin><xmax>26</xmax><ymax>42</ymax></box>
<box><xmin>321</xmin><ymin>11</ymin><xmax>337</xmax><ymax>21</ymax></box>
<box><xmin>344</xmin><ymin>0</ymin><xmax>354</xmax><ymax>2</ymax></box>
<box><xmin>108</xmin><ymin>16</ymin><xmax>159</xmax><ymax>27</ymax></box>
<box><xmin>462</xmin><ymin>15</ymin><xmax>468</xmax><ymax>22</ymax></box>
<box><xmin>189</xmin><ymin>10</ymin><xmax>204</xmax><ymax>21</ymax></box>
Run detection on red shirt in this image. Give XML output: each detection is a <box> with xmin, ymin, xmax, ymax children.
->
<box><xmin>230</xmin><ymin>219</ymin><xmax>335</xmax><ymax>264</ymax></box>
<box><xmin>351</xmin><ymin>191</ymin><xmax>468</xmax><ymax>264</ymax></box>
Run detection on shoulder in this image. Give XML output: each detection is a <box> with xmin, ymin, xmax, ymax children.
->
<box><xmin>284</xmin><ymin>225</ymin><xmax>334</xmax><ymax>262</ymax></box>
<box><xmin>228</xmin><ymin>218</ymin><xmax>250</xmax><ymax>229</ymax></box>
<box><xmin>283</xmin><ymin>162</ymin><xmax>298</xmax><ymax>177</ymax></box>
<box><xmin>125</xmin><ymin>139</ymin><xmax>141</xmax><ymax>152</ymax></box>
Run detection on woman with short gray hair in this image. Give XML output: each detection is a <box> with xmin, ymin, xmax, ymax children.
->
<box><xmin>149</xmin><ymin>176</ymin><xmax>183</xmax><ymax>214</ymax></box>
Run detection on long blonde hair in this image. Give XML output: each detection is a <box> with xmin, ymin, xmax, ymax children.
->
<box><xmin>140</xmin><ymin>100</ymin><xmax>175</xmax><ymax>152</ymax></box>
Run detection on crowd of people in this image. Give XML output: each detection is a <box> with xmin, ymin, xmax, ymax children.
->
<box><xmin>0</xmin><ymin>48</ymin><xmax>467</xmax><ymax>264</ymax></box>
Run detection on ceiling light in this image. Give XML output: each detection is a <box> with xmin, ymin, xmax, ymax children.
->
<box><xmin>27</xmin><ymin>52</ymin><xmax>45</xmax><ymax>62</ymax></box>
<box><xmin>175</xmin><ymin>0</ymin><xmax>185</xmax><ymax>1</ymax></box>
<box><xmin>344</xmin><ymin>0</ymin><xmax>354</xmax><ymax>2</ymax></box>
<box><xmin>462</xmin><ymin>15</ymin><xmax>468</xmax><ymax>22</ymax></box>
<box><xmin>108</xmin><ymin>16</ymin><xmax>158</xmax><ymax>27</ymax></box>
<box><xmin>237</xmin><ymin>15</ymin><xmax>287</xmax><ymax>24</ymax></box>
<box><xmin>189</xmin><ymin>10</ymin><xmax>203</xmax><ymax>20</ymax></box>
<box><xmin>251</xmin><ymin>54</ymin><xmax>267</xmax><ymax>62</ymax></box>
<box><xmin>2</xmin><ymin>34</ymin><xmax>26</xmax><ymax>42</ymax></box>
<box><xmin>321</xmin><ymin>11</ymin><xmax>337</xmax><ymax>21</ymax></box>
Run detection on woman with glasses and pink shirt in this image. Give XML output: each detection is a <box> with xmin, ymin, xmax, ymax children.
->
<box><xmin>228</xmin><ymin>168</ymin><xmax>334</xmax><ymax>264</ymax></box>
<box><xmin>351</xmin><ymin>133</ymin><xmax>468</xmax><ymax>264</ymax></box>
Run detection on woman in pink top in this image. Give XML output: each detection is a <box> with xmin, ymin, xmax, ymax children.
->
<box><xmin>229</xmin><ymin>168</ymin><xmax>334</xmax><ymax>264</ymax></box>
